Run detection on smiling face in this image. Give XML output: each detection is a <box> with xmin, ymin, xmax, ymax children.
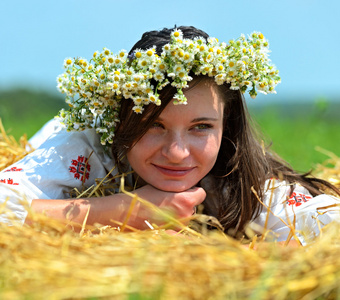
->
<box><xmin>126</xmin><ymin>80</ymin><xmax>225</xmax><ymax>192</ymax></box>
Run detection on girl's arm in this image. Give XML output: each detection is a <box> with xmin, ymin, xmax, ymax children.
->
<box><xmin>25</xmin><ymin>185</ymin><xmax>206</xmax><ymax>230</ymax></box>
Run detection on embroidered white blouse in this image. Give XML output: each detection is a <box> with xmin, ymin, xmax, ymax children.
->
<box><xmin>1</xmin><ymin>120</ymin><xmax>339</xmax><ymax>245</ymax></box>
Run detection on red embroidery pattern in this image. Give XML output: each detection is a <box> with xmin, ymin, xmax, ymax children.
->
<box><xmin>0</xmin><ymin>178</ymin><xmax>19</xmax><ymax>185</ymax></box>
<box><xmin>69</xmin><ymin>155</ymin><xmax>91</xmax><ymax>182</ymax></box>
<box><xmin>4</xmin><ymin>167</ymin><xmax>23</xmax><ymax>172</ymax></box>
<box><xmin>287</xmin><ymin>192</ymin><xmax>312</xmax><ymax>207</ymax></box>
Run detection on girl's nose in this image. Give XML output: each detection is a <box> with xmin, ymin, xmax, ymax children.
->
<box><xmin>161</xmin><ymin>132</ymin><xmax>190</xmax><ymax>163</ymax></box>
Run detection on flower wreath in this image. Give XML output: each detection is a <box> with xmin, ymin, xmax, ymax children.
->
<box><xmin>56</xmin><ymin>29</ymin><xmax>281</xmax><ymax>146</ymax></box>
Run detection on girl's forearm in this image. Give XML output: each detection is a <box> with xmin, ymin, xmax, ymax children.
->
<box><xmin>25</xmin><ymin>194</ymin><xmax>142</xmax><ymax>230</ymax></box>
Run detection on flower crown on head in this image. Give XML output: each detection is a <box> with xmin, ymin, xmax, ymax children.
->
<box><xmin>56</xmin><ymin>29</ymin><xmax>281</xmax><ymax>146</ymax></box>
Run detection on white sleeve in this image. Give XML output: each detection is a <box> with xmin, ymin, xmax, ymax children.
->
<box><xmin>28</xmin><ymin>118</ymin><xmax>63</xmax><ymax>149</ymax></box>
<box><xmin>250</xmin><ymin>179</ymin><xmax>340</xmax><ymax>245</ymax></box>
<box><xmin>0</xmin><ymin>127</ymin><xmax>115</xmax><ymax>225</ymax></box>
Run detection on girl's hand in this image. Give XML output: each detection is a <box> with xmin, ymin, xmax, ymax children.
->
<box><xmin>135</xmin><ymin>184</ymin><xmax>206</xmax><ymax>220</ymax></box>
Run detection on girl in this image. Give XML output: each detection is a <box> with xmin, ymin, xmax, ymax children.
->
<box><xmin>1</xmin><ymin>26</ymin><xmax>339</xmax><ymax>245</ymax></box>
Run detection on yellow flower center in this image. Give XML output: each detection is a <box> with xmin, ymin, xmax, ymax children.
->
<box><xmin>174</xmin><ymin>31</ymin><xmax>180</xmax><ymax>37</ymax></box>
<box><xmin>147</xmin><ymin>50</ymin><xmax>153</xmax><ymax>57</ymax></box>
<box><xmin>259</xmin><ymin>33</ymin><xmax>264</xmax><ymax>39</ymax></box>
<box><xmin>135</xmin><ymin>52</ymin><xmax>142</xmax><ymax>58</ymax></box>
<box><xmin>113</xmin><ymin>83</ymin><xmax>118</xmax><ymax>89</ymax></box>
<box><xmin>100</xmin><ymin>74</ymin><xmax>105</xmax><ymax>80</ymax></box>
<box><xmin>108</xmin><ymin>58</ymin><xmax>114</xmax><ymax>63</ymax></box>
<box><xmin>229</xmin><ymin>61</ymin><xmax>235</xmax><ymax>67</ymax></box>
<box><xmin>119</xmin><ymin>51</ymin><xmax>125</xmax><ymax>57</ymax></box>
<box><xmin>218</xmin><ymin>65</ymin><xmax>223</xmax><ymax>71</ymax></box>
<box><xmin>104</xmin><ymin>49</ymin><xmax>110</xmax><ymax>55</ymax></box>
<box><xmin>66</xmin><ymin>59</ymin><xmax>72</xmax><ymax>65</ymax></box>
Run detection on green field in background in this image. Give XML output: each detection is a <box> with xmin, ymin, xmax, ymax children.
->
<box><xmin>248</xmin><ymin>101</ymin><xmax>340</xmax><ymax>172</ymax></box>
<box><xmin>1</xmin><ymin>89</ymin><xmax>339</xmax><ymax>172</ymax></box>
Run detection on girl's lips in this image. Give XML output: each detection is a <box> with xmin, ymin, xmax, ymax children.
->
<box><xmin>152</xmin><ymin>164</ymin><xmax>195</xmax><ymax>177</ymax></box>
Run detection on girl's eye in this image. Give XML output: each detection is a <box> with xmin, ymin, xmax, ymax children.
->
<box><xmin>151</xmin><ymin>122</ymin><xmax>164</xmax><ymax>129</ymax></box>
<box><xmin>193</xmin><ymin>123</ymin><xmax>213</xmax><ymax>130</ymax></box>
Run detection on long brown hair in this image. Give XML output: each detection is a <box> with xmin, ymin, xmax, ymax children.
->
<box><xmin>111</xmin><ymin>26</ymin><xmax>340</xmax><ymax>235</ymax></box>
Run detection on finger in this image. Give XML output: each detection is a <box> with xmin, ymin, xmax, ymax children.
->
<box><xmin>188</xmin><ymin>186</ymin><xmax>206</xmax><ymax>204</ymax></box>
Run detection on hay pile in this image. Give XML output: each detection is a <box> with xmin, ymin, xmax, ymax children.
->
<box><xmin>0</xmin><ymin>120</ymin><xmax>34</xmax><ymax>171</ymax></box>
<box><xmin>314</xmin><ymin>147</ymin><xmax>340</xmax><ymax>191</ymax></box>
<box><xmin>1</xmin><ymin>123</ymin><xmax>340</xmax><ymax>299</ymax></box>
<box><xmin>1</xmin><ymin>214</ymin><xmax>340</xmax><ymax>300</ymax></box>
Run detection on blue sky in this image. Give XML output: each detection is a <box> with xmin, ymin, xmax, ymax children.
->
<box><xmin>1</xmin><ymin>0</ymin><xmax>340</xmax><ymax>103</ymax></box>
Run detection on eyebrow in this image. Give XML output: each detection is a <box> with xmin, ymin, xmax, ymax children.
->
<box><xmin>191</xmin><ymin>117</ymin><xmax>219</xmax><ymax>123</ymax></box>
<box><xmin>156</xmin><ymin>117</ymin><xmax>219</xmax><ymax>123</ymax></box>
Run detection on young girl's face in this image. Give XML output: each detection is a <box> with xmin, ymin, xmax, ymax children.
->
<box><xmin>127</xmin><ymin>81</ymin><xmax>225</xmax><ymax>192</ymax></box>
